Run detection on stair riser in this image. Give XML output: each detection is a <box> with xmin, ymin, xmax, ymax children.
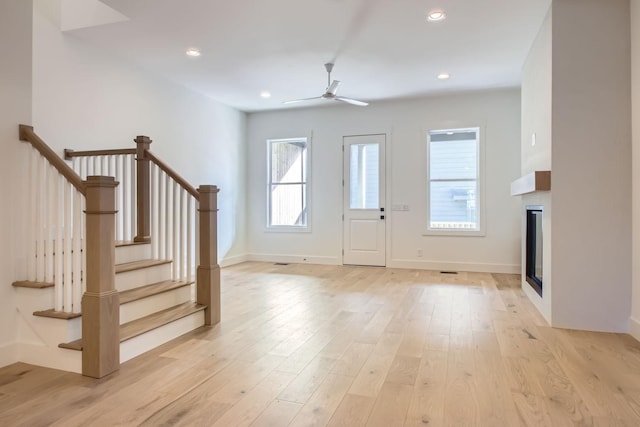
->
<box><xmin>116</xmin><ymin>263</ymin><xmax>172</xmax><ymax>291</ymax></box>
<box><xmin>120</xmin><ymin>310</ymin><xmax>205</xmax><ymax>363</ymax></box>
<box><xmin>120</xmin><ymin>286</ymin><xmax>193</xmax><ymax>324</ymax></box>
<box><xmin>14</xmin><ymin>286</ymin><xmax>54</xmax><ymax>313</ymax></box>
<box><xmin>115</xmin><ymin>243</ymin><xmax>152</xmax><ymax>265</ymax></box>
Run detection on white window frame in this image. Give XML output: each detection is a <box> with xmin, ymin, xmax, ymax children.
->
<box><xmin>266</xmin><ymin>137</ymin><xmax>311</xmax><ymax>232</ymax></box>
<box><xmin>424</xmin><ymin>126</ymin><xmax>485</xmax><ymax>237</ymax></box>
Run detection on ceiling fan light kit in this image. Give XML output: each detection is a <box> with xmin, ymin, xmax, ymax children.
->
<box><xmin>284</xmin><ymin>63</ymin><xmax>369</xmax><ymax>107</ymax></box>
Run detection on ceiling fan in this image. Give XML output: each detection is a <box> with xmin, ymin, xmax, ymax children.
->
<box><xmin>284</xmin><ymin>63</ymin><xmax>369</xmax><ymax>107</ymax></box>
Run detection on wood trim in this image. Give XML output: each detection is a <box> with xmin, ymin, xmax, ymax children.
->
<box><xmin>120</xmin><ymin>302</ymin><xmax>205</xmax><ymax>342</ymax></box>
<box><xmin>197</xmin><ymin>185</ymin><xmax>221</xmax><ymax>325</ymax></box>
<box><xmin>12</xmin><ymin>280</ymin><xmax>54</xmax><ymax>289</ymax></box>
<box><xmin>33</xmin><ymin>309</ymin><xmax>81</xmax><ymax>320</ymax></box>
<box><xmin>119</xmin><ymin>280</ymin><xmax>194</xmax><ymax>305</ymax></box>
<box><xmin>82</xmin><ymin>176</ymin><xmax>120</xmax><ymax>378</ymax></box>
<box><xmin>64</xmin><ymin>148</ymin><xmax>136</xmax><ymax>159</ymax></box>
<box><xmin>510</xmin><ymin>171</ymin><xmax>551</xmax><ymax>196</ymax></box>
<box><xmin>59</xmin><ymin>302</ymin><xmax>205</xmax><ymax>351</ymax></box>
<box><xmin>134</xmin><ymin>136</ymin><xmax>152</xmax><ymax>243</ymax></box>
<box><xmin>19</xmin><ymin>125</ymin><xmax>86</xmax><ymax>195</ymax></box>
<box><xmin>115</xmin><ymin>259</ymin><xmax>172</xmax><ymax>274</ymax></box>
<box><xmin>146</xmin><ymin>150</ymin><xmax>200</xmax><ymax>200</ymax></box>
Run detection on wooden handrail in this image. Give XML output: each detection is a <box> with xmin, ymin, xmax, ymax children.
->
<box><xmin>19</xmin><ymin>125</ymin><xmax>86</xmax><ymax>195</ymax></box>
<box><xmin>64</xmin><ymin>148</ymin><xmax>136</xmax><ymax>159</ymax></box>
<box><xmin>145</xmin><ymin>149</ymin><xmax>200</xmax><ymax>200</ymax></box>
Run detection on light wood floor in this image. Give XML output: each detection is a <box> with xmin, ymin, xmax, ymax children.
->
<box><xmin>2</xmin><ymin>262</ymin><xmax>640</xmax><ymax>426</ymax></box>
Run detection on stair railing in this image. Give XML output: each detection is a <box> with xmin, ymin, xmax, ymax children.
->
<box><xmin>19</xmin><ymin>125</ymin><xmax>220</xmax><ymax>378</ymax></box>
<box><xmin>64</xmin><ymin>147</ymin><xmax>137</xmax><ymax>243</ymax></box>
<box><xmin>19</xmin><ymin>125</ymin><xmax>120</xmax><ymax>378</ymax></box>
<box><xmin>19</xmin><ymin>125</ymin><xmax>87</xmax><ymax>314</ymax></box>
<box><xmin>65</xmin><ymin>136</ymin><xmax>221</xmax><ymax>325</ymax></box>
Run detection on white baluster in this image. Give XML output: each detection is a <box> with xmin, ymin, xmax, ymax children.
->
<box><xmin>195</xmin><ymin>199</ymin><xmax>200</xmax><ymax>287</ymax></box>
<box><xmin>36</xmin><ymin>152</ymin><xmax>45</xmax><ymax>281</ymax></box>
<box><xmin>123</xmin><ymin>155</ymin><xmax>130</xmax><ymax>242</ymax></box>
<box><xmin>72</xmin><ymin>189</ymin><xmax>82</xmax><ymax>312</ymax></box>
<box><xmin>187</xmin><ymin>196</ymin><xmax>192</xmax><ymax>283</ymax></box>
<box><xmin>166</xmin><ymin>173</ymin><xmax>172</xmax><ymax>264</ymax></box>
<box><xmin>115</xmin><ymin>154</ymin><xmax>122</xmax><ymax>242</ymax></box>
<box><xmin>151</xmin><ymin>164</ymin><xmax>158</xmax><ymax>259</ymax></box>
<box><xmin>45</xmin><ymin>165</ymin><xmax>54</xmax><ymax>284</ymax></box>
<box><xmin>54</xmin><ymin>173</ymin><xmax>63</xmax><ymax>312</ymax></box>
<box><xmin>64</xmin><ymin>181</ymin><xmax>72</xmax><ymax>312</ymax></box>
<box><xmin>173</xmin><ymin>182</ymin><xmax>179</xmax><ymax>281</ymax></box>
<box><xmin>158</xmin><ymin>170</ymin><xmax>166</xmax><ymax>260</ymax></box>
<box><xmin>130</xmin><ymin>154</ymin><xmax>136</xmax><ymax>240</ymax></box>
<box><xmin>81</xmin><ymin>196</ymin><xmax>87</xmax><ymax>295</ymax></box>
<box><xmin>179</xmin><ymin>184</ymin><xmax>185</xmax><ymax>280</ymax></box>
<box><xmin>27</xmin><ymin>149</ymin><xmax>36</xmax><ymax>281</ymax></box>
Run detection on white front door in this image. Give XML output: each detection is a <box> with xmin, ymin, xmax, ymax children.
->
<box><xmin>343</xmin><ymin>134</ymin><xmax>386</xmax><ymax>266</ymax></box>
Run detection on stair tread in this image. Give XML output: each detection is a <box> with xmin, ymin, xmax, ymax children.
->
<box><xmin>119</xmin><ymin>280</ymin><xmax>194</xmax><ymax>305</ymax></box>
<box><xmin>120</xmin><ymin>302</ymin><xmax>205</xmax><ymax>342</ymax></box>
<box><xmin>115</xmin><ymin>240</ymin><xmax>150</xmax><ymax>248</ymax></box>
<box><xmin>12</xmin><ymin>280</ymin><xmax>54</xmax><ymax>289</ymax></box>
<box><xmin>115</xmin><ymin>259</ymin><xmax>171</xmax><ymax>273</ymax></box>
<box><xmin>33</xmin><ymin>309</ymin><xmax>81</xmax><ymax>320</ymax></box>
<box><xmin>58</xmin><ymin>302</ymin><xmax>205</xmax><ymax>351</ymax></box>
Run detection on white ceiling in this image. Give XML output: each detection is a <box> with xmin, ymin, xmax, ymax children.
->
<box><xmin>65</xmin><ymin>0</ymin><xmax>551</xmax><ymax>113</ymax></box>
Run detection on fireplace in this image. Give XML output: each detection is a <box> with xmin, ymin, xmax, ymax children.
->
<box><xmin>525</xmin><ymin>206</ymin><xmax>543</xmax><ymax>296</ymax></box>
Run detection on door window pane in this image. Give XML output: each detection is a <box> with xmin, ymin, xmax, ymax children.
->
<box><xmin>350</xmin><ymin>143</ymin><xmax>379</xmax><ymax>209</ymax></box>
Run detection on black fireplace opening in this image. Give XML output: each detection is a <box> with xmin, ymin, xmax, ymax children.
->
<box><xmin>525</xmin><ymin>206</ymin><xmax>543</xmax><ymax>297</ymax></box>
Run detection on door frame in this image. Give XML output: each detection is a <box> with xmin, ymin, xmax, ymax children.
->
<box><xmin>341</xmin><ymin>131</ymin><xmax>391</xmax><ymax>266</ymax></box>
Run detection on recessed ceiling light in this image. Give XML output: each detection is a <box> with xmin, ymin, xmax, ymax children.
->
<box><xmin>260</xmin><ymin>91</ymin><xmax>271</xmax><ymax>99</ymax></box>
<box><xmin>185</xmin><ymin>48</ymin><xmax>201</xmax><ymax>57</ymax></box>
<box><xmin>427</xmin><ymin>9</ymin><xmax>446</xmax><ymax>22</ymax></box>
<box><xmin>437</xmin><ymin>72</ymin><xmax>450</xmax><ymax>80</ymax></box>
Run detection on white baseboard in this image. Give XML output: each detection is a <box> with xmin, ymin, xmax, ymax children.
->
<box><xmin>629</xmin><ymin>316</ymin><xmax>640</xmax><ymax>342</ymax></box>
<box><xmin>220</xmin><ymin>253</ymin><xmax>250</xmax><ymax>267</ymax></box>
<box><xmin>0</xmin><ymin>341</ymin><xmax>18</xmax><ymax>369</ymax></box>
<box><xmin>388</xmin><ymin>258</ymin><xmax>520</xmax><ymax>274</ymax></box>
<box><xmin>247</xmin><ymin>253</ymin><xmax>341</xmax><ymax>266</ymax></box>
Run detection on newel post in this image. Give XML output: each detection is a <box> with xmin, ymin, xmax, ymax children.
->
<box><xmin>134</xmin><ymin>135</ymin><xmax>152</xmax><ymax>243</ymax></box>
<box><xmin>82</xmin><ymin>176</ymin><xmax>120</xmax><ymax>378</ymax></box>
<box><xmin>197</xmin><ymin>185</ymin><xmax>221</xmax><ymax>325</ymax></box>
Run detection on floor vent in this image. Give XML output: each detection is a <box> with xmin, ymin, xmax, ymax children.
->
<box><xmin>440</xmin><ymin>271</ymin><xmax>458</xmax><ymax>274</ymax></box>
<box><xmin>274</xmin><ymin>263</ymin><xmax>289</xmax><ymax>266</ymax></box>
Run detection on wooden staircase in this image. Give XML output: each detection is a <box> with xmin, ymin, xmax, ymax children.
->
<box><xmin>56</xmin><ymin>241</ymin><xmax>206</xmax><ymax>363</ymax></box>
<box><xmin>14</xmin><ymin>125</ymin><xmax>221</xmax><ymax>378</ymax></box>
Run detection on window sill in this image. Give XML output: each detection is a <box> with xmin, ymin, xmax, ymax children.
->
<box><xmin>264</xmin><ymin>226</ymin><xmax>311</xmax><ymax>233</ymax></box>
<box><xmin>422</xmin><ymin>229</ymin><xmax>485</xmax><ymax>237</ymax></box>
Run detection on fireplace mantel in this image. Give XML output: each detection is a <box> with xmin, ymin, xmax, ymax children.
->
<box><xmin>511</xmin><ymin>171</ymin><xmax>551</xmax><ymax>196</ymax></box>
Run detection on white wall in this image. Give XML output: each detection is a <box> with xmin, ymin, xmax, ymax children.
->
<box><xmin>520</xmin><ymin>9</ymin><xmax>553</xmax><ymax>323</ymax></box>
<box><xmin>247</xmin><ymin>89</ymin><xmax>522</xmax><ymax>273</ymax></box>
<box><xmin>31</xmin><ymin>2</ymin><xmax>247</xmax><ymax>263</ymax></box>
<box><xmin>0</xmin><ymin>0</ymin><xmax>33</xmax><ymax>367</ymax></box>
<box><xmin>550</xmin><ymin>0</ymin><xmax>631</xmax><ymax>332</ymax></box>
<box><xmin>521</xmin><ymin>0</ymin><xmax>632</xmax><ymax>333</ymax></box>
<box><xmin>631</xmin><ymin>0</ymin><xmax>640</xmax><ymax>339</ymax></box>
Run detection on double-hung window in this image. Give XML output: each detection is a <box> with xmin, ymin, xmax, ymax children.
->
<box><xmin>267</xmin><ymin>138</ymin><xmax>309</xmax><ymax>230</ymax></box>
<box><xmin>427</xmin><ymin>127</ymin><xmax>482</xmax><ymax>234</ymax></box>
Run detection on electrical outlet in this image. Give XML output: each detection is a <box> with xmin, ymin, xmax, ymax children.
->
<box><xmin>417</xmin><ymin>249</ymin><xmax>423</xmax><ymax>257</ymax></box>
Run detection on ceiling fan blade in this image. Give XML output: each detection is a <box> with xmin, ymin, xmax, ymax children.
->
<box><xmin>283</xmin><ymin>96</ymin><xmax>322</xmax><ymax>104</ymax></box>
<box><xmin>335</xmin><ymin>96</ymin><xmax>369</xmax><ymax>106</ymax></box>
<box><xmin>326</xmin><ymin>80</ymin><xmax>340</xmax><ymax>95</ymax></box>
